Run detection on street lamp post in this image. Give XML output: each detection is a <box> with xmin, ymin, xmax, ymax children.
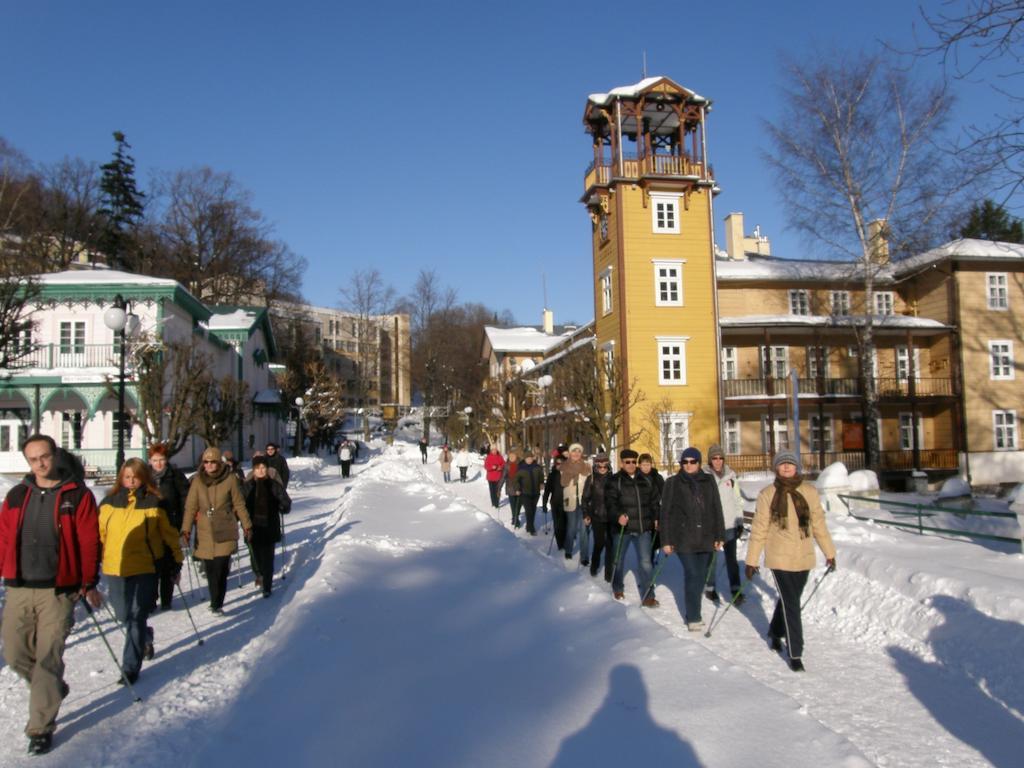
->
<box><xmin>103</xmin><ymin>294</ymin><xmax>140</xmax><ymax>471</ymax></box>
<box><xmin>537</xmin><ymin>374</ymin><xmax>553</xmax><ymax>468</ymax></box>
<box><xmin>294</xmin><ymin>397</ymin><xmax>304</xmax><ymax>456</ymax></box>
<box><xmin>462</xmin><ymin>406</ymin><xmax>472</xmax><ymax>445</ymax></box>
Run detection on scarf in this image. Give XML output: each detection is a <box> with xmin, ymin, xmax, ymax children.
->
<box><xmin>560</xmin><ymin>458</ymin><xmax>590</xmax><ymax>488</ymax></box>
<box><xmin>678</xmin><ymin>469</ymin><xmax>704</xmax><ymax>507</ymax></box>
<box><xmin>769</xmin><ymin>475</ymin><xmax>810</xmax><ymax>536</ymax></box>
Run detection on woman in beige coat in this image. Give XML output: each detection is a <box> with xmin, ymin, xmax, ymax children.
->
<box><xmin>181</xmin><ymin>447</ymin><xmax>252</xmax><ymax>614</ymax></box>
<box><xmin>745</xmin><ymin>450</ymin><xmax>835</xmax><ymax>672</ymax></box>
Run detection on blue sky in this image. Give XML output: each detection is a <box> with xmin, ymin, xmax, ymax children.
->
<box><xmin>1</xmin><ymin>1</ymin><xmax>1002</xmax><ymax>325</ymax></box>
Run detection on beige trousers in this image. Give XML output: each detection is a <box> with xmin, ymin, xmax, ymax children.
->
<box><xmin>1</xmin><ymin>587</ymin><xmax>76</xmax><ymax>736</ymax></box>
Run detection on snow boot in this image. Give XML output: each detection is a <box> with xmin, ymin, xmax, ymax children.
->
<box><xmin>143</xmin><ymin>627</ymin><xmax>155</xmax><ymax>661</ymax></box>
<box><xmin>613</xmin><ymin>591</ymin><xmax>625</xmax><ymax>600</ymax></box>
<box><xmin>27</xmin><ymin>734</ymin><xmax>52</xmax><ymax>755</ymax></box>
<box><xmin>768</xmin><ymin>634</ymin><xmax>783</xmax><ymax>652</ymax></box>
<box><xmin>642</xmin><ymin>597</ymin><xmax>660</xmax><ymax>608</ymax></box>
<box><xmin>704</xmin><ymin>589</ymin><xmax>720</xmax><ymax>605</ymax></box>
<box><xmin>790</xmin><ymin>658</ymin><xmax>805</xmax><ymax>672</ymax></box>
<box><xmin>686</xmin><ymin>620</ymin><xmax>705</xmax><ymax>632</ymax></box>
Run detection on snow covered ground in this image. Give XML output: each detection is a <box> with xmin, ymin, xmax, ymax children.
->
<box><xmin>0</xmin><ymin>444</ymin><xmax>1021</xmax><ymax>766</ymax></box>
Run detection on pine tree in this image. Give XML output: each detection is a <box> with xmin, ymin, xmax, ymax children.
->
<box><xmin>957</xmin><ymin>199</ymin><xmax>1024</xmax><ymax>243</ymax></box>
<box><xmin>98</xmin><ymin>131</ymin><xmax>145</xmax><ymax>271</ymax></box>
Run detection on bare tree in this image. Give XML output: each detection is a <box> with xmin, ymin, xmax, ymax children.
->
<box><xmin>339</xmin><ymin>268</ymin><xmax>395</xmax><ymax>438</ymax></box>
<box><xmin>763</xmin><ymin>51</ymin><xmax>955</xmax><ymax>467</ymax></box>
<box><xmin>152</xmin><ymin>167</ymin><xmax>306</xmax><ymax>305</ymax></box>
<box><xmin>128</xmin><ymin>336</ymin><xmax>212</xmax><ymax>455</ymax></box>
<box><xmin>195</xmin><ymin>374</ymin><xmax>250</xmax><ymax>448</ymax></box>
<box><xmin>0</xmin><ymin>276</ymin><xmax>40</xmax><ymax>370</ymax></box>
<box><xmin>920</xmin><ymin>1</ymin><xmax>1024</xmax><ymax>197</ymax></box>
<box><xmin>297</xmin><ymin>359</ymin><xmax>347</xmax><ymax>450</ymax></box>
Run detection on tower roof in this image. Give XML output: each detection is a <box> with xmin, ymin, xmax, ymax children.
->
<box><xmin>584</xmin><ymin>76</ymin><xmax>710</xmax><ymax>139</ymax></box>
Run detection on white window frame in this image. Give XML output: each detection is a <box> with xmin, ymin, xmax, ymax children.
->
<box><xmin>761</xmin><ymin>415</ymin><xmax>790</xmax><ymax>452</ymax></box>
<box><xmin>60</xmin><ymin>320</ymin><xmax>86</xmax><ymax>355</ymax></box>
<box><xmin>896</xmin><ymin>346</ymin><xmax>921</xmax><ymax>382</ymax></box>
<box><xmin>831</xmin><ymin>290</ymin><xmax>851</xmax><ymax>316</ymax></box>
<box><xmin>789</xmin><ymin>289</ymin><xmax>810</xmax><ymax>316</ymax></box>
<box><xmin>599</xmin><ymin>267</ymin><xmax>613</xmax><ymax>316</ymax></box>
<box><xmin>656</xmin><ymin>336</ymin><xmax>689</xmax><ymax>386</ymax></box>
<box><xmin>806</xmin><ymin>345</ymin><xmax>829</xmax><ymax>379</ymax></box>
<box><xmin>652</xmin><ymin>259</ymin><xmax>685</xmax><ymax>307</ymax></box>
<box><xmin>660</xmin><ymin>412</ymin><xmax>691</xmax><ymax>464</ymax></box>
<box><xmin>721</xmin><ymin>346</ymin><xmax>738</xmax><ymax>381</ymax></box>
<box><xmin>874</xmin><ymin>291</ymin><xmax>895</xmax><ymax>315</ymax></box>
<box><xmin>650</xmin><ymin>193</ymin><xmax>680</xmax><ymax>234</ymax></box>
<box><xmin>994</xmin><ymin>410</ymin><xmax>1018</xmax><ymax>450</ymax></box>
<box><xmin>601</xmin><ymin>342</ymin><xmax>615</xmax><ymax>391</ymax></box>
<box><xmin>723</xmin><ymin>416</ymin><xmax>741</xmax><ymax>455</ymax></box>
<box><xmin>989</xmin><ymin>340</ymin><xmax>1015</xmax><ymax>380</ymax></box>
<box><xmin>760</xmin><ymin>345</ymin><xmax>789</xmax><ymax>379</ymax></box>
<box><xmin>898</xmin><ymin>412</ymin><xmax>923</xmax><ymax>451</ymax></box>
<box><xmin>810</xmin><ymin>414</ymin><xmax>833</xmax><ymax>453</ymax></box>
<box><xmin>987</xmin><ymin>273</ymin><xmax>1009</xmax><ymax>310</ymax></box>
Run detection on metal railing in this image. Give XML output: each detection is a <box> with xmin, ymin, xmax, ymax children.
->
<box><xmin>11</xmin><ymin>344</ymin><xmax>120</xmax><ymax>370</ymax></box>
<box><xmin>838</xmin><ymin>493</ymin><xmax>1020</xmax><ymax>544</ymax></box>
<box><xmin>75</xmin><ymin>448</ymin><xmax>146</xmax><ymax>475</ymax></box>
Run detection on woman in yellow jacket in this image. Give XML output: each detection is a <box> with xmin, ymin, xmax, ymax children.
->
<box><xmin>99</xmin><ymin>458</ymin><xmax>182</xmax><ymax>685</ymax></box>
<box><xmin>745</xmin><ymin>451</ymin><xmax>835</xmax><ymax>672</ymax></box>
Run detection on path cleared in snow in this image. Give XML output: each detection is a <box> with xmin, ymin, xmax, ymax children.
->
<box><xmin>0</xmin><ymin>444</ymin><xmax>1019</xmax><ymax>766</ymax></box>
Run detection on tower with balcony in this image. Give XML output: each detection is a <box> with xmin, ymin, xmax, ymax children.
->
<box><xmin>582</xmin><ymin>76</ymin><xmax>721</xmax><ymax>465</ymax></box>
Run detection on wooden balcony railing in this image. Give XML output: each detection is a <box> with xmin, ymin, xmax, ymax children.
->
<box><xmin>729</xmin><ymin>449</ymin><xmax>957</xmax><ymax>474</ymax></box>
<box><xmin>878</xmin><ymin>449</ymin><xmax>958</xmax><ymax>471</ymax></box>
<box><xmin>722</xmin><ymin>376</ymin><xmax>952</xmax><ymax>399</ymax></box>
<box><xmin>584</xmin><ymin>156</ymin><xmax>708</xmax><ymax>191</ymax></box>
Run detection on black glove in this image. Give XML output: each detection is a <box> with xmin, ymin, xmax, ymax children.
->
<box><xmin>734</xmin><ymin>523</ymin><xmax>744</xmax><ymax>539</ymax></box>
<box><xmin>745</xmin><ymin>564</ymin><xmax>758</xmax><ymax>581</ymax></box>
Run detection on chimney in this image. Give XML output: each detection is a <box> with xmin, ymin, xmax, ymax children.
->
<box><xmin>542</xmin><ymin>308</ymin><xmax>554</xmax><ymax>335</ymax></box>
<box><xmin>867</xmin><ymin>219</ymin><xmax>890</xmax><ymax>265</ymax></box>
<box><xmin>724</xmin><ymin>212</ymin><xmax>746</xmax><ymax>260</ymax></box>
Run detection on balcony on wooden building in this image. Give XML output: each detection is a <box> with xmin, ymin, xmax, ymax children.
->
<box><xmin>584</xmin><ymin>153</ymin><xmax>710</xmax><ymax>192</ymax></box>
<box><xmin>721</xmin><ymin>374</ymin><xmax>955</xmax><ymax>400</ymax></box>
<box><xmin>9</xmin><ymin>343</ymin><xmax>125</xmax><ymax>371</ymax></box>
<box><xmin>727</xmin><ymin>448</ymin><xmax>959</xmax><ymax>474</ymax></box>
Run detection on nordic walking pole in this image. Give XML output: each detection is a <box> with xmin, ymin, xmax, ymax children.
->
<box><xmin>547</xmin><ymin>509</ymin><xmax>557</xmax><ymax>556</ymax></box>
<box><xmin>279</xmin><ymin>512</ymin><xmax>287</xmax><ymax>581</ymax></box>
<box><xmin>801</xmin><ymin>562</ymin><xmax>836</xmax><ymax>611</ymax></box>
<box><xmin>704</xmin><ymin>578</ymin><xmax>755</xmax><ymax>638</ymax></box>
<box><xmin>611</xmin><ymin>523</ymin><xmax>627</xmax><ymax>571</ymax></box>
<box><xmin>82</xmin><ymin>602</ymin><xmax>142</xmax><ymax>703</ymax></box>
<box><xmin>174</xmin><ymin>581</ymin><xmax>204</xmax><ymax>646</ymax></box>
<box><xmin>640</xmin><ymin>555</ymin><xmax>667</xmax><ymax>603</ymax></box>
<box><xmin>103</xmin><ymin>601</ymin><xmax>127</xmax><ymax>639</ymax></box>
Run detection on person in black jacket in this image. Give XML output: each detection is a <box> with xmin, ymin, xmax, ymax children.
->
<box><xmin>659</xmin><ymin>447</ymin><xmax>726</xmax><ymax>631</ymax></box>
<box><xmin>242</xmin><ymin>455</ymin><xmax>291</xmax><ymax>597</ymax></box>
<box><xmin>639</xmin><ymin>453</ymin><xmax>665</xmax><ymax>564</ymax></box>
<box><xmin>604</xmin><ymin>449</ymin><xmax>660</xmax><ymax>605</ymax></box>
<box><xmin>264</xmin><ymin>442</ymin><xmax>291</xmax><ymax>489</ymax></box>
<box><xmin>513</xmin><ymin>450</ymin><xmax>545</xmax><ymax>535</ymax></box>
<box><xmin>581</xmin><ymin>453</ymin><xmax>613</xmax><ymax>580</ymax></box>
<box><xmin>148</xmin><ymin>443</ymin><xmax>191</xmax><ymax>610</ymax></box>
<box><xmin>542</xmin><ymin>456</ymin><xmax>566</xmax><ymax>548</ymax></box>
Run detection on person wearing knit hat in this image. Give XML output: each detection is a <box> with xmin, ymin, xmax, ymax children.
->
<box><xmin>745</xmin><ymin>449</ymin><xmax>837</xmax><ymax>672</ymax></box>
<box><xmin>659</xmin><ymin>447</ymin><xmax>725</xmax><ymax>630</ymax></box>
<box><xmin>581</xmin><ymin>452</ymin><xmax>614</xmax><ymax>580</ymax></box>
<box><xmin>560</xmin><ymin>443</ymin><xmax>592</xmax><ymax>563</ymax></box>
<box><xmin>512</xmin><ymin>450</ymin><xmax>544</xmax><ymax>535</ymax></box>
<box><xmin>704</xmin><ymin>445</ymin><xmax>744</xmax><ymax>606</ymax></box>
<box><xmin>604</xmin><ymin>448</ymin><xmax>660</xmax><ymax>605</ymax></box>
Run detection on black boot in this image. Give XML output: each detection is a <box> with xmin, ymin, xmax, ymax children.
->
<box><xmin>27</xmin><ymin>734</ymin><xmax>52</xmax><ymax>755</ymax></box>
<box><xmin>768</xmin><ymin>634</ymin><xmax>783</xmax><ymax>652</ymax></box>
<box><xmin>790</xmin><ymin>658</ymin><xmax>805</xmax><ymax>672</ymax></box>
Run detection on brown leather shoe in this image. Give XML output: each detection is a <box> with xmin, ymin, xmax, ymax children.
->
<box><xmin>642</xmin><ymin>597</ymin><xmax>660</xmax><ymax>608</ymax></box>
<box><xmin>613</xmin><ymin>591</ymin><xmax>625</xmax><ymax>600</ymax></box>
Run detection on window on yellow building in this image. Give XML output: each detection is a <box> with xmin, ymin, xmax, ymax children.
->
<box><xmin>874</xmin><ymin>292</ymin><xmax>895</xmax><ymax>315</ymax></box>
<box><xmin>831</xmin><ymin>291</ymin><xmax>851</xmax><ymax>316</ymax></box>
<box><xmin>994</xmin><ymin>410</ymin><xmax>1017</xmax><ymax>450</ymax></box>
<box><xmin>789</xmin><ymin>290</ymin><xmax>810</xmax><ymax>316</ymax></box>
<box><xmin>724</xmin><ymin>416</ymin><xmax>740</xmax><ymax>455</ymax></box>
<box><xmin>760</xmin><ymin>345</ymin><xmax>788</xmax><ymax>379</ymax></box>
<box><xmin>761</xmin><ymin>416</ymin><xmax>789</xmax><ymax>452</ymax></box>
<box><xmin>652</xmin><ymin>259</ymin><xmax>685</xmax><ymax>306</ymax></box>
<box><xmin>602</xmin><ymin>344</ymin><xmax>614</xmax><ymax>390</ymax></box>
<box><xmin>721</xmin><ymin>347</ymin><xmax>737</xmax><ymax>380</ymax></box>
<box><xmin>599</xmin><ymin>267</ymin><xmax>613</xmax><ymax>316</ymax></box>
<box><xmin>660</xmin><ymin>412</ymin><xmax>691</xmax><ymax>463</ymax></box>
<box><xmin>810</xmin><ymin>415</ymin><xmax>833</xmax><ymax>452</ymax></box>
<box><xmin>990</xmin><ymin>340</ymin><xmax>1014</xmax><ymax>380</ymax></box>
<box><xmin>657</xmin><ymin>337</ymin><xmax>688</xmax><ymax>385</ymax></box>
<box><xmin>987</xmin><ymin>273</ymin><xmax>1009</xmax><ymax>310</ymax></box>
<box><xmin>650</xmin><ymin>193</ymin><xmax>680</xmax><ymax>234</ymax></box>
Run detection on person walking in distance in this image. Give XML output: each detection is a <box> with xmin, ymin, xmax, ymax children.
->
<box><xmin>181</xmin><ymin>447</ymin><xmax>252</xmax><ymax>615</ymax></box>
<box><xmin>704</xmin><ymin>444</ymin><xmax>745</xmax><ymax>605</ymax></box>
<box><xmin>659</xmin><ymin>447</ymin><xmax>725</xmax><ymax>631</ymax></box>
<box><xmin>264</xmin><ymin>442</ymin><xmax>290</xmax><ymax>489</ymax></box>
<box><xmin>242</xmin><ymin>455</ymin><xmax>291</xmax><ymax>597</ymax></box>
<box><xmin>484</xmin><ymin>445</ymin><xmax>506</xmax><ymax>509</ymax></box>
<box><xmin>504</xmin><ymin>448</ymin><xmax>522</xmax><ymax>527</ymax></box>
<box><xmin>542</xmin><ymin>455</ymin><xmax>566</xmax><ymax>549</ymax></box>
<box><xmin>338</xmin><ymin>438</ymin><xmax>354</xmax><ymax>479</ymax></box>
<box><xmin>745</xmin><ymin>451</ymin><xmax>836</xmax><ymax>672</ymax></box>
<box><xmin>455</xmin><ymin>445</ymin><xmax>471</xmax><ymax>482</ymax></box>
<box><xmin>0</xmin><ymin>435</ymin><xmax>101</xmax><ymax>755</ymax></box>
<box><xmin>513</xmin><ymin>450</ymin><xmax>545</xmax><ymax>535</ymax></box>
<box><xmin>581</xmin><ymin>453</ymin><xmax>613</xmax><ymax>580</ymax></box>
<box><xmin>560</xmin><ymin>443</ymin><xmax>591</xmax><ymax>562</ymax></box>
<box><xmin>419</xmin><ymin>436</ymin><xmax>429</xmax><ymax>464</ymax></box>
<box><xmin>439</xmin><ymin>444</ymin><xmax>453</xmax><ymax>483</ymax></box>
<box><xmin>604</xmin><ymin>449</ymin><xmax>660</xmax><ymax>605</ymax></box>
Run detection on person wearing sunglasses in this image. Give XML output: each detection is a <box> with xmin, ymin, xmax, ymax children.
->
<box><xmin>604</xmin><ymin>449</ymin><xmax>660</xmax><ymax>605</ymax></box>
<box><xmin>703</xmin><ymin>445</ymin><xmax>745</xmax><ymax>606</ymax></box>
<box><xmin>659</xmin><ymin>447</ymin><xmax>725</xmax><ymax>631</ymax></box>
<box><xmin>181</xmin><ymin>447</ymin><xmax>252</xmax><ymax>615</ymax></box>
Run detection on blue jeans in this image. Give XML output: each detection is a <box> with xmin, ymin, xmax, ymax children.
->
<box><xmin>106</xmin><ymin>573</ymin><xmax>157</xmax><ymax>678</ymax></box>
<box><xmin>564</xmin><ymin>509</ymin><xmax>583</xmax><ymax>556</ymax></box>
<box><xmin>678</xmin><ymin>551</ymin><xmax>712</xmax><ymax>623</ymax></box>
<box><xmin>612</xmin><ymin>531</ymin><xmax>655</xmax><ymax>598</ymax></box>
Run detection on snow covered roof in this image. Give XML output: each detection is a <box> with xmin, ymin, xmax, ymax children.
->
<box><xmin>253</xmin><ymin>388</ymin><xmax>283</xmax><ymax>404</ymax></box>
<box><xmin>587</xmin><ymin>76</ymin><xmax>708</xmax><ymax>106</ymax></box>
<box><xmin>893</xmin><ymin>238</ymin><xmax>1024</xmax><ymax>275</ymax></box>
<box><xmin>483</xmin><ymin>326</ymin><xmax>569</xmax><ymax>354</ymax></box>
<box><xmin>720</xmin><ymin>314</ymin><xmax>951</xmax><ymax>333</ymax></box>
<box><xmin>716</xmin><ymin>256</ymin><xmax>896</xmax><ymax>284</ymax></box>
<box><xmin>206</xmin><ymin>308</ymin><xmax>261</xmax><ymax>330</ymax></box>
<box><xmin>36</xmin><ymin>269</ymin><xmax>180</xmax><ymax>287</ymax></box>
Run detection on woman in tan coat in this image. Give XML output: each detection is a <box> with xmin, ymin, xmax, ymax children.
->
<box><xmin>181</xmin><ymin>447</ymin><xmax>252</xmax><ymax>614</ymax></box>
<box><xmin>745</xmin><ymin>450</ymin><xmax>835</xmax><ymax>672</ymax></box>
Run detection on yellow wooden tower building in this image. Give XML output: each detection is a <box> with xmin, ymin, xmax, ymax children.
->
<box><xmin>582</xmin><ymin>76</ymin><xmax>721</xmax><ymax>466</ymax></box>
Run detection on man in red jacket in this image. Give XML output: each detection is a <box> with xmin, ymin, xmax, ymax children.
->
<box><xmin>0</xmin><ymin>435</ymin><xmax>101</xmax><ymax>756</ymax></box>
